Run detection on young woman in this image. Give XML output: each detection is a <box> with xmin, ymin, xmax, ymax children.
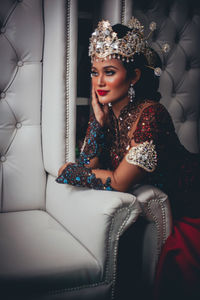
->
<box><xmin>56</xmin><ymin>18</ymin><xmax>200</xmax><ymax>299</ymax></box>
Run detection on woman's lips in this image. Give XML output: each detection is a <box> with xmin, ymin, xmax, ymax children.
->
<box><xmin>97</xmin><ymin>90</ymin><xmax>109</xmax><ymax>96</ymax></box>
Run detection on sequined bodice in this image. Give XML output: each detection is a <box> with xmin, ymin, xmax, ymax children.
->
<box><xmin>106</xmin><ymin>99</ymin><xmax>157</xmax><ymax>170</ymax></box>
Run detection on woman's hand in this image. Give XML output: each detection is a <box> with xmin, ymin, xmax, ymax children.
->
<box><xmin>58</xmin><ymin>162</ymin><xmax>71</xmax><ymax>176</ymax></box>
<box><xmin>91</xmin><ymin>87</ymin><xmax>109</xmax><ymax>127</ymax></box>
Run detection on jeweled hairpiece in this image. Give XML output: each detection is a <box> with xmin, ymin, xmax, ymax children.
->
<box><xmin>89</xmin><ymin>18</ymin><xmax>170</xmax><ymax>76</ymax></box>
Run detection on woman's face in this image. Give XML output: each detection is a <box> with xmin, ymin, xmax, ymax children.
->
<box><xmin>91</xmin><ymin>58</ymin><xmax>131</xmax><ymax>106</ymax></box>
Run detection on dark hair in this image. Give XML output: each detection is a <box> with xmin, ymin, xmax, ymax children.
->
<box><xmin>112</xmin><ymin>24</ymin><xmax>162</xmax><ymax>102</ymax></box>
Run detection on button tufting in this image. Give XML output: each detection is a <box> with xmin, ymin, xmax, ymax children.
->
<box><xmin>175</xmin><ymin>34</ymin><xmax>180</xmax><ymax>44</ymax></box>
<box><xmin>186</xmin><ymin>62</ymin><xmax>191</xmax><ymax>71</ymax></box>
<box><xmin>0</xmin><ymin>92</ymin><xmax>6</xmax><ymax>99</ymax></box>
<box><xmin>17</xmin><ymin>61</ymin><xmax>23</xmax><ymax>67</ymax></box>
<box><xmin>182</xmin><ymin>116</ymin><xmax>186</xmax><ymax>123</ymax></box>
<box><xmin>0</xmin><ymin>156</ymin><xmax>6</xmax><ymax>162</ymax></box>
<box><xmin>0</xmin><ymin>27</ymin><xmax>6</xmax><ymax>34</ymax></box>
<box><xmin>16</xmin><ymin>122</ymin><xmax>22</xmax><ymax>129</ymax></box>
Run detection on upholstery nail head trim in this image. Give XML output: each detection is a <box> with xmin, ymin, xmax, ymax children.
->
<box><xmin>65</xmin><ymin>0</ymin><xmax>71</xmax><ymax>161</ymax></box>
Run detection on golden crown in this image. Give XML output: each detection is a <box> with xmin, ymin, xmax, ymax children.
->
<box><xmin>89</xmin><ymin>17</ymin><xmax>170</xmax><ymax>76</ymax></box>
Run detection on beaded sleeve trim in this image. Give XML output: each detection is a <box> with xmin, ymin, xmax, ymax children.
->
<box><xmin>125</xmin><ymin>140</ymin><xmax>157</xmax><ymax>172</ymax></box>
<box><xmin>56</xmin><ymin>163</ymin><xmax>113</xmax><ymax>191</ymax></box>
<box><xmin>78</xmin><ymin>115</ymin><xmax>105</xmax><ymax>166</ymax></box>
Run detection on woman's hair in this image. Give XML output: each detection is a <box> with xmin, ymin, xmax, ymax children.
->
<box><xmin>112</xmin><ymin>24</ymin><xmax>162</xmax><ymax>102</ymax></box>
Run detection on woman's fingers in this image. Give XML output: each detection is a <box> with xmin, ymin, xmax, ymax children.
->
<box><xmin>91</xmin><ymin>86</ymin><xmax>109</xmax><ymax>126</ymax></box>
<box><xmin>103</xmin><ymin>103</ymin><xmax>109</xmax><ymax>114</ymax></box>
<box><xmin>91</xmin><ymin>87</ymin><xmax>100</xmax><ymax>108</ymax></box>
<box><xmin>58</xmin><ymin>162</ymin><xmax>69</xmax><ymax>176</ymax></box>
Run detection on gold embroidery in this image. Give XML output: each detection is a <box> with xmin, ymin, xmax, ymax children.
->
<box><xmin>125</xmin><ymin>140</ymin><xmax>157</xmax><ymax>172</ymax></box>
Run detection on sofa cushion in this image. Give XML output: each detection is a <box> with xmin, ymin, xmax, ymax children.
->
<box><xmin>0</xmin><ymin>210</ymin><xmax>102</xmax><ymax>296</ymax></box>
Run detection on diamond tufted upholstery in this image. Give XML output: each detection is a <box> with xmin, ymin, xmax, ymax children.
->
<box><xmin>0</xmin><ymin>0</ymin><xmax>46</xmax><ymax>212</ymax></box>
<box><xmin>131</xmin><ymin>0</ymin><xmax>200</xmax><ymax>153</ymax></box>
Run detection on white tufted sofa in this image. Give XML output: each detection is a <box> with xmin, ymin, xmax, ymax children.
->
<box><xmin>1</xmin><ymin>0</ymin><xmax>198</xmax><ymax>299</ymax></box>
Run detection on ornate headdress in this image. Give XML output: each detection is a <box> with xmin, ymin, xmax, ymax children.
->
<box><xmin>89</xmin><ymin>17</ymin><xmax>170</xmax><ymax>76</ymax></box>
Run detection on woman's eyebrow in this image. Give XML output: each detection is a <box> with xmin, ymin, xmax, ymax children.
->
<box><xmin>91</xmin><ymin>65</ymin><xmax>119</xmax><ymax>71</ymax></box>
<box><xmin>103</xmin><ymin>65</ymin><xmax>119</xmax><ymax>70</ymax></box>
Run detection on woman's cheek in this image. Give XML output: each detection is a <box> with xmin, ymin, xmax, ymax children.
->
<box><xmin>92</xmin><ymin>78</ymin><xmax>98</xmax><ymax>87</ymax></box>
<box><xmin>106</xmin><ymin>77</ymin><xmax>121</xmax><ymax>87</ymax></box>
<box><xmin>107</xmin><ymin>74</ymin><xmax>127</xmax><ymax>87</ymax></box>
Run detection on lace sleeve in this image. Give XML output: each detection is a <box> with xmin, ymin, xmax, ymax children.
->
<box><xmin>56</xmin><ymin>114</ymin><xmax>112</xmax><ymax>190</ymax></box>
<box><xmin>77</xmin><ymin>114</ymin><xmax>106</xmax><ymax>166</ymax></box>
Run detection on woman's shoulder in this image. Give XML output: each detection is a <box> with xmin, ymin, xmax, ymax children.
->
<box><xmin>132</xmin><ymin>99</ymin><xmax>175</xmax><ymax>134</ymax></box>
<box><xmin>141</xmin><ymin>99</ymin><xmax>166</xmax><ymax>110</ymax></box>
<box><xmin>132</xmin><ymin>100</ymin><xmax>175</xmax><ymax>143</ymax></box>
<box><xmin>139</xmin><ymin>99</ymin><xmax>172</xmax><ymax>121</ymax></box>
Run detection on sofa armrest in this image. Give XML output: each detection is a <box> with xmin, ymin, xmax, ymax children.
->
<box><xmin>132</xmin><ymin>184</ymin><xmax>173</xmax><ymax>284</ymax></box>
<box><xmin>133</xmin><ymin>184</ymin><xmax>173</xmax><ymax>246</ymax></box>
<box><xmin>46</xmin><ymin>175</ymin><xmax>141</xmax><ymax>283</ymax></box>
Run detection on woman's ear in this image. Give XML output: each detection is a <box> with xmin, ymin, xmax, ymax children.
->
<box><xmin>132</xmin><ymin>68</ymin><xmax>141</xmax><ymax>84</ymax></box>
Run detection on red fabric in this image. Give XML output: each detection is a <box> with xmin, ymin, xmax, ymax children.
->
<box><xmin>154</xmin><ymin>217</ymin><xmax>200</xmax><ymax>300</ymax></box>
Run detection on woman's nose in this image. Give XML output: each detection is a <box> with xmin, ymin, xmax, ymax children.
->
<box><xmin>97</xmin><ymin>74</ymin><xmax>105</xmax><ymax>86</ymax></box>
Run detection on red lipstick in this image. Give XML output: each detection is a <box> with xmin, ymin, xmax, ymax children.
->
<box><xmin>97</xmin><ymin>90</ymin><xmax>109</xmax><ymax>96</ymax></box>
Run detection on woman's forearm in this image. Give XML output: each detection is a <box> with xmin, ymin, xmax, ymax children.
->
<box><xmin>77</xmin><ymin>115</ymin><xmax>106</xmax><ymax>167</ymax></box>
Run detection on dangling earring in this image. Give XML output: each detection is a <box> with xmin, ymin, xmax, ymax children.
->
<box><xmin>108</xmin><ymin>102</ymin><xmax>112</xmax><ymax>107</ymax></box>
<box><xmin>128</xmin><ymin>83</ymin><xmax>135</xmax><ymax>102</ymax></box>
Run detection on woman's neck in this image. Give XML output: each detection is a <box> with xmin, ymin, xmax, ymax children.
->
<box><xmin>111</xmin><ymin>96</ymin><xmax>130</xmax><ymax>118</ymax></box>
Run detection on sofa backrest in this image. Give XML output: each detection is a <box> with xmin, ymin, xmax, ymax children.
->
<box><xmin>0</xmin><ymin>0</ymin><xmax>46</xmax><ymax>212</ymax></box>
<box><xmin>132</xmin><ymin>0</ymin><xmax>200</xmax><ymax>153</ymax></box>
<box><xmin>0</xmin><ymin>0</ymin><xmax>77</xmax><ymax>212</ymax></box>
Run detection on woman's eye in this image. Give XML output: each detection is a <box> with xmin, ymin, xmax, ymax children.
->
<box><xmin>105</xmin><ymin>70</ymin><xmax>115</xmax><ymax>76</ymax></box>
<box><xmin>91</xmin><ymin>71</ymin><xmax>98</xmax><ymax>77</ymax></box>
